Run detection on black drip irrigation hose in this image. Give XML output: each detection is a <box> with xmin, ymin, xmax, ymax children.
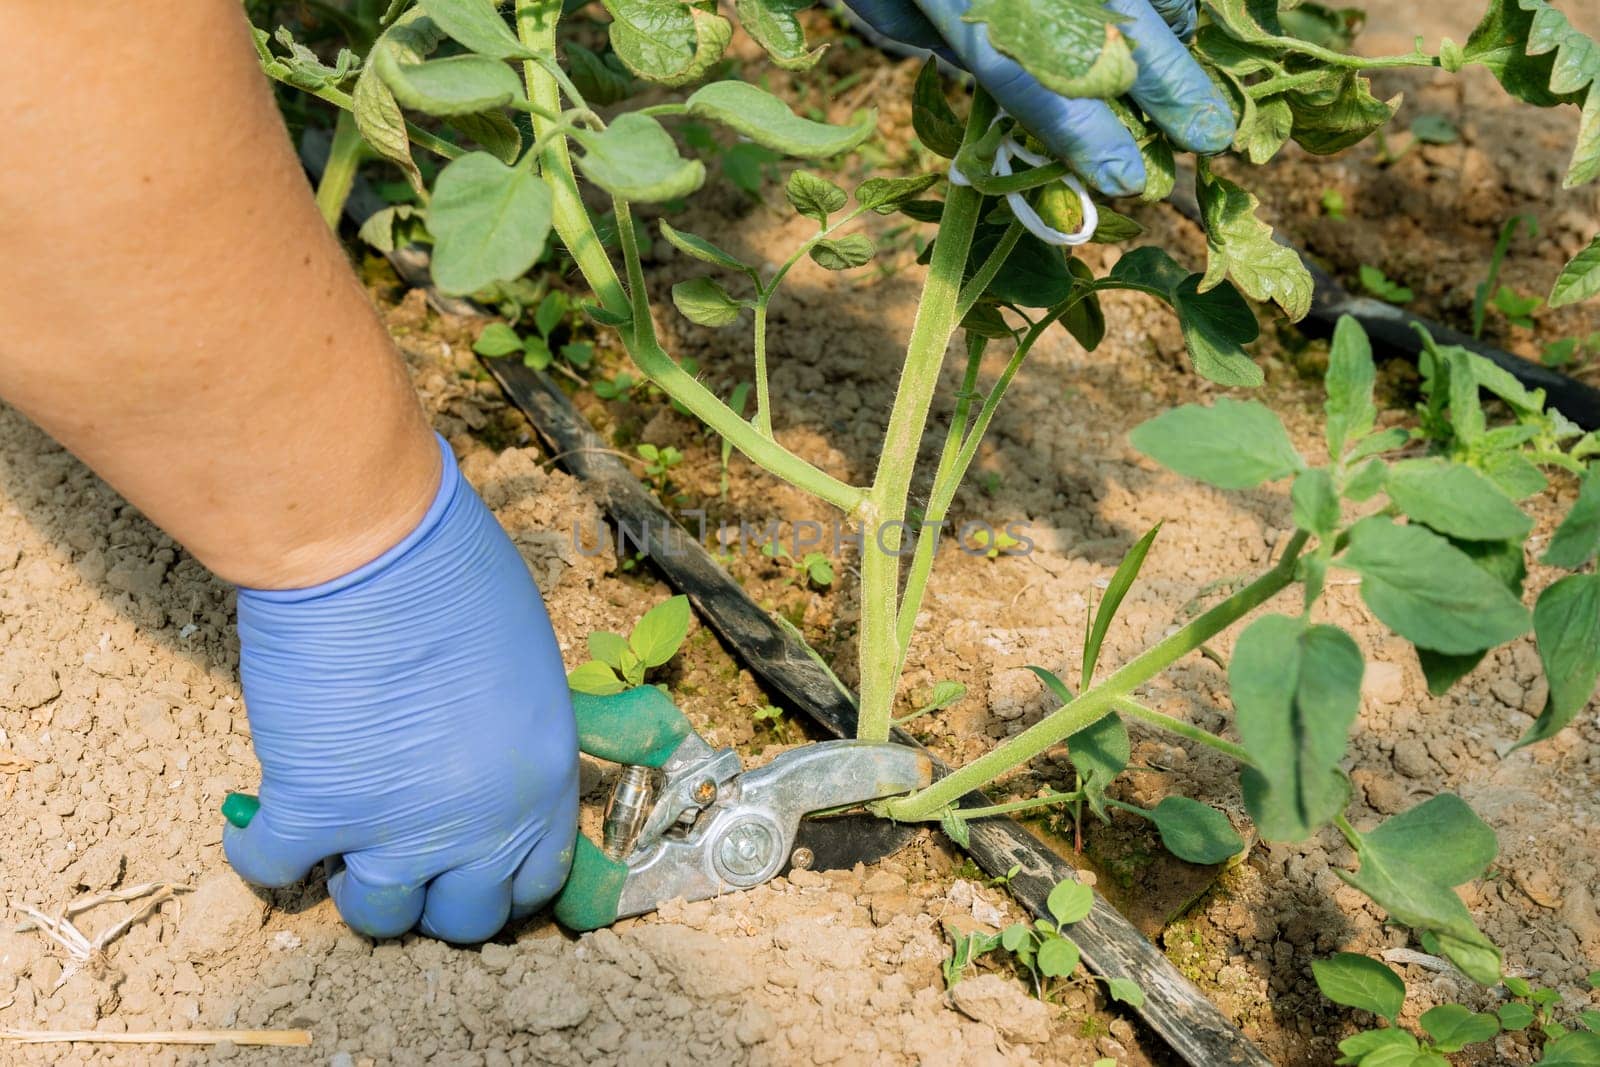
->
<box><xmin>1164</xmin><ymin>178</ymin><xmax>1600</xmax><ymax>430</ymax></box>
<box><xmin>486</xmin><ymin>360</ymin><xmax>1276</xmax><ymax>1067</ymax></box>
<box><xmin>301</xmin><ymin>134</ymin><xmax>1275</xmax><ymax>1067</ymax></box>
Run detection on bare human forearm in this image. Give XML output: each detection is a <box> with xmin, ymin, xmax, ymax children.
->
<box><xmin>0</xmin><ymin>0</ymin><xmax>437</xmax><ymax>589</ymax></box>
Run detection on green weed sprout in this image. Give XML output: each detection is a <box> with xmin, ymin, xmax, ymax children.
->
<box><xmin>258</xmin><ymin>0</ymin><xmax>1600</xmax><ymax>992</ymax></box>
<box><xmin>1313</xmin><ymin>952</ymin><xmax>1600</xmax><ymax>1064</ymax></box>
<box><xmin>569</xmin><ymin>595</ymin><xmax>691</xmax><ymax>695</ymax></box>
<box><xmin>760</xmin><ymin>539</ymin><xmax>834</xmax><ymax>589</ymax></box>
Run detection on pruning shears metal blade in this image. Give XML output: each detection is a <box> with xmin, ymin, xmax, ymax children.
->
<box><xmin>783</xmin><ymin>811</ymin><xmax>922</xmax><ymax>875</ymax></box>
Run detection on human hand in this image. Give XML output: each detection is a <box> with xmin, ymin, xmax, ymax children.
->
<box><xmin>222</xmin><ymin>435</ymin><xmax>578</xmax><ymax>944</ymax></box>
<box><xmin>842</xmin><ymin>0</ymin><xmax>1234</xmax><ymax>197</ymax></box>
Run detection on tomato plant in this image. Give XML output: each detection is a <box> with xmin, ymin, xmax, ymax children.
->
<box><xmin>257</xmin><ymin>0</ymin><xmax>1600</xmax><ymax>990</ymax></box>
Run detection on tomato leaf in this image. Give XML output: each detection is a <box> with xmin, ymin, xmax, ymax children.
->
<box><xmin>1338</xmin><ymin>795</ymin><xmax>1502</xmax><ymax>985</ymax></box>
<box><xmin>659</xmin><ymin>220</ymin><xmax>758</xmax><ymax>281</ymax></box>
<box><xmin>671</xmin><ymin>276</ymin><xmax>744</xmax><ymax>328</ymax></box>
<box><xmin>1339</xmin><ymin>517</ymin><xmax>1531</xmax><ymax>655</ymax></box>
<box><xmin>962</xmin><ymin>0</ymin><xmax>1136</xmax><ymax>99</ymax></box>
<box><xmin>1196</xmin><ymin>167</ymin><xmax>1313</xmax><ymax>321</ymax></box>
<box><xmin>1112</xmin><ymin>247</ymin><xmax>1265</xmax><ymax>384</ymax></box>
<box><xmin>1286</xmin><ymin>72</ymin><xmax>1400</xmax><ymax>156</ymax></box>
<box><xmin>1324</xmin><ymin>315</ymin><xmax>1377</xmax><ymax>459</ymax></box>
<box><xmin>450</xmin><ymin>109</ymin><xmax>522</xmax><ymax>163</ymax></box>
<box><xmin>734</xmin><ymin>0</ymin><xmax>826</xmax><ymax>71</ymax></box>
<box><xmin>565</xmin><ymin>43</ymin><xmax>636</xmax><ymax>106</ymax></box>
<box><xmin>1231</xmin><ymin>615</ymin><xmax>1362</xmax><ymax>841</ymax></box>
<box><xmin>1311</xmin><ymin>952</ymin><xmax>1405</xmax><ymax>1022</ymax></box>
<box><xmin>1551</xmin><ymin>236</ymin><xmax>1600</xmax><ymax>307</ymax></box>
<box><xmin>1465</xmin><ymin>0</ymin><xmax>1599</xmax><ymax>187</ymax></box>
<box><xmin>377</xmin><ymin>53</ymin><xmax>524</xmax><ymax>116</ymax></box>
<box><xmin>1147</xmin><ymin>796</ymin><xmax>1245</xmax><ymax>864</ymax></box>
<box><xmin>1517</xmin><ymin>574</ymin><xmax>1600</xmax><ymax>747</ymax></box>
<box><xmin>912</xmin><ymin>57</ymin><xmax>964</xmax><ymax>158</ymax></box>
<box><xmin>1415</xmin><ymin>536</ymin><xmax>1527</xmax><ymax>696</ymax></box>
<box><xmin>856</xmin><ymin>173</ymin><xmax>941</xmax><ymax>214</ymax></box>
<box><xmin>686</xmin><ymin>80</ymin><xmax>876</xmax><ymax>158</ymax></box>
<box><xmin>353</xmin><ymin>16</ymin><xmax>442</xmax><ymax>192</ymax></box>
<box><xmin>785</xmin><ymin>170</ymin><xmax>847</xmax><ymax>222</ymax></box>
<box><xmin>1291</xmin><ymin>469</ymin><xmax>1340</xmax><ymax>537</ymax></box>
<box><xmin>571</xmin><ymin>113</ymin><xmax>706</xmax><ymax>201</ymax></box>
<box><xmin>418</xmin><ymin>0</ymin><xmax>532</xmax><ymax>59</ymax></box>
<box><xmin>1131</xmin><ymin>398</ymin><xmax>1303</xmax><ymax>489</ymax></box>
<box><xmin>603</xmin><ymin>0</ymin><xmax>731</xmax><ymax>86</ymax></box>
<box><xmin>1543</xmin><ymin>467</ymin><xmax>1600</xmax><ymax>568</ymax></box>
<box><xmin>1235</xmin><ymin>94</ymin><xmax>1294</xmax><ymax>164</ymax></box>
<box><xmin>428</xmin><ymin>152</ymin><xmax>553</xmax><ymax>295</ymax></box>
<box><xmin>809</xmin><ymin>233</ymin><xmax>876</xmax><ymax>270</ymax></box>
<box><xmin>1176</xmin><ymin>277</ymin><xmax>1263</xmax><ymax>386</ymax></box>
<box><xmin>1385</xmin><ymin>459</ymin><xmax>1533</xmax><ymax>542</ymax></box>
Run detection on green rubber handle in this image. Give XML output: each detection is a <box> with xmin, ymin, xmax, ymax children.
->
<box><xmin>572</xmin><ymin>686</ymin><xmax>693</xmax><ymax>768</ymax></box>
<box><xmin>222</xmin><ymin>791</ymin><xmax>260</xmax><ymax>828</ymax></box>
<box><xmin>552</xmin><ymin>833</ymin><xmax>628</xmax><ymax>931</ymax></box>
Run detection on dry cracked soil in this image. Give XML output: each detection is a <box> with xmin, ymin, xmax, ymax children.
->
<box><xmin>4</xmin><ymin>1</ymin><xmax>1600</xmax><ymax>1065</ymax></box>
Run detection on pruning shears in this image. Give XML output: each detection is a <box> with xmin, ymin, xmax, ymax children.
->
<box><xmin>222</xmin><ymin>686</ymin><xmax>932</xmax><ymax>932</ymax></box>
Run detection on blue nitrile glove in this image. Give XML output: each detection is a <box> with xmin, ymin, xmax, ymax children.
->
<box><xmin>843</xmin><ymin>0</ymin><xmax>1232</xmax><ymax>196</ymax></box>
<box><xmin>222</xmin><ymin>434</ymin><xmax>578</xmax><ymax>944</ymax></box>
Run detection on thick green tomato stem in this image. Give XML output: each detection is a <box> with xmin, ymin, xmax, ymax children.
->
<box><xmin>855</xmin><ymin>94</ymin><xmax>999</xmax><ymax>742</ymax></box>
<box><xmin>954</xmin><ymin>222</ymin><xmax>1022</xmax><ymax>323</ymax></box>
<box><xmin>1111</xmin><ymin>697</ymin><xmax>1253</xmax><ymax>766</ymax></box>
<box><xmin>893</xmin><ymin>334</ymin><xmax>986</xmax><ymax>653</ymax></box>
<box><xmin>753</xmin><ymin>301</ymin><xmax>773</xmax><ymax>437</ymax></box>
<box><xmin>629</xmin><ymin>329</ymin><xmax>864</xmax><ymax>510</ymax></box>
<box><xmin>520</xmin><ymin>123</ymin><xmax>578</xmax><ymax>170</ymax></box>
<box><xmin>891</xmin><ymin>299</ymin><xmax>1079</xmax><ymax>659</ymax></box>
<box><xmin>612</xmin><ymin>198</ymin><xmax>653</xmax><ymax>332</ymax></box>
<box><xmin>259</xmin><ymin>71</ymin><xmax>463</xmax><ymax>161</ymax></box>
<box><xmin>515</xmin><ymin>1</ymin><xmax>627</xmax><ymax>317</ymax></box>
<box><xmin>747</xmin><ymin>207</ymin><xmax>867</xmax><ymax>442</ymax></box>
<box><xmin>314</xmin><ymin>109</ymin><xmax>365</xmax><ymax>229</ymax></box>
<box><xmin>955</xmin><ymin>790</ymin><xmax>1083</xmax><ymax>820</ymax></box>
<box><xmin>855</xmin><ymin>177</ymin><xmax>984</xmax><ymax>742</ymax></box>
<box><xmin>515</xmin><ymin>5</ymin><xmax>861</xmax><ymax>513</ymax></box>
<box><xmin>527</xmin><ymin>50</ymin><xmax>589</xmax><ymax>113</ymax></box>
<box><xmin>885</xmin><ymin>531</ymin><xmax>1310</xmax><ymax>820</ymax></box>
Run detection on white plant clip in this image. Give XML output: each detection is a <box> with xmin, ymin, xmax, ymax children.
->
<box><xmin>947</xmin><ymin>114</ymin><xmax>1098</xmax><ymax>247</ymax></box>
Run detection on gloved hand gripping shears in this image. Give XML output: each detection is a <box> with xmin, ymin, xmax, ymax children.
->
<box><xmin>224</xmin><ymin>686</ymin><xmax>932</xmax><ymax>934</ymax></box>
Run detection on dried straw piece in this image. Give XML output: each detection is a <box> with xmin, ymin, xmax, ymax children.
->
<box><xmin>1</xmin><ymin>1028</ymin><xmax>311</xmax><ymax>1047</ymax></box>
